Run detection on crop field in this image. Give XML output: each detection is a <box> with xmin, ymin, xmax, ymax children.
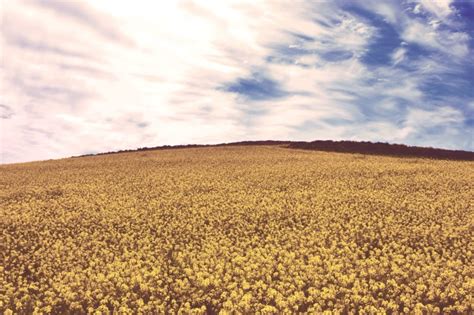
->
<box><xmin>1</xmin><ymin>146</ymin><xmax>473</xmax><ymax>314</ymax></box>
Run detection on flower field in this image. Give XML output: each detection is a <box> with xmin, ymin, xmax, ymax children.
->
<box><xmin>1</xmin><ymin>146</ymin><xmax>473</xmax><ymax>314</ymax></box>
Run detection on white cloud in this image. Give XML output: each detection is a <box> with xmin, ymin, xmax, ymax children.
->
<box><xmin>346</xmin><ymin>106</ymin><xmax>466</xmax><ymax>149</ymax></box>
<box><xmin>405</xmin><ymin>106</ymin><xmax>463</xmax><ymax>128</ymax></box>
<box><xmin>395</xmin><ymin>106</ymin><xmax>466</xmax><ymax>148</ymax></box>
<box><xmin>354</xmin><ymin>0</ymin><xmax>401</xmax><ymax>25</ymax></box>
<box><xmin>0</xmin><ymin>0</ymin><xmax>471</xmax><ymax>163</ymax></box>
<box><xmin>301</xmin><ymin>13</ymin><xmax>375</xmax><ymax>56</ymax></box>
<box><xmin>413</xmin><ymin>4</ymin><xmax>422</xmax><ymax>14</ymax></box>
<box><xmin>402</xmin><ymin>21</ymin><xmax>470</xmax><ymax>58</ymax></box>
<box><xmin>428</xmin><ymin>19</ymin><xmax>442</xmax><ymax>29</ymax></box>
<box><xmin>418</xmin><ymin>0</ymin><xmax>454</xmax><ymax>20</ymax></box>
<box><xmin>0</xmin><ymin>1</ymin><xmax>269</xmax><ymax>162</ymax></box>
<box><xmin>1</xmin><ymin>0</ymin><xmax>377</xmax><ymax>163</ymax></box>
<box><xmin>391</xmin><ymin>47</ymin><xmax>406</xmax><ymax>65</ymax></box>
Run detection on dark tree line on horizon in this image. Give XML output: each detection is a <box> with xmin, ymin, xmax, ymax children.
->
<box><xmin>75</xmin><ymin>140</ymin><xmax>474</xmax><ymax>161</ymax></box>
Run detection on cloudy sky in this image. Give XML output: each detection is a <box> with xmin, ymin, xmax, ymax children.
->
<box><xmin>1</xmin><ymin>0</ymin><xmax>473</xmax><ymax>163</ymax></box>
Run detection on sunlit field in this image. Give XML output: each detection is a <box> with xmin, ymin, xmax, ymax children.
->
<box><xmin>1</xmin><ymin>146</ymin><xmax>473</xmax><ymax>314</ymax></box>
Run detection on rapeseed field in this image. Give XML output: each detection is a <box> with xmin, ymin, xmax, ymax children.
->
<box><xmin>1</xmin><ymin>146</ymin><xmax>473</xmax><ymax>314</ymax></box>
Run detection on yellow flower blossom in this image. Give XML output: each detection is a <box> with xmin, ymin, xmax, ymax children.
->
<box><xmin>0</xmin><ymin>146</ymin><xmax>472</xmax><ymax>313</ymax></box>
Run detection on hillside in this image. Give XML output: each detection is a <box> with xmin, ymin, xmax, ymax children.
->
<box><xmin>1</xmin><ymin>146</ymin><xmax>473</xmax><ymax>313</ymax></box>
<box><xmin>77</xmin><ymin>140</ymin><xmax>474</xmax><ymax>161</ymax></box>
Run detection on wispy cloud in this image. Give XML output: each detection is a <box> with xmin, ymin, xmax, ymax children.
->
<box><xmin>416</xmin><ymin>0</ymin><xmax>454</xmax><ymax>20</ymax></box>
<box><xmin>1</xmin><ymin>0</ymin><xmax>472</xmax><ymax>163</ymax></box>
<box><xmin>0</xmin><ymin>105</ymin><xmax>15</xmax><ymax>119</ymax></box>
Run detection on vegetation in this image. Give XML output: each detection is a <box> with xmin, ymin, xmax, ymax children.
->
<box><xmin>1</xmin><ymin>146</ymin><xmax>473</xmax><ymax>314</ymax></box>
<box><xmin>77</xmin><ymin>140</ymin><xmax>474</xmax><ymax>161</ymax></box>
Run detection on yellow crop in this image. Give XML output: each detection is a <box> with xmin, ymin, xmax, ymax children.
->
<box><xmin>1</xmin><ymin>146</ymin><xmax>473</xmax><ymax>314</ymax></box>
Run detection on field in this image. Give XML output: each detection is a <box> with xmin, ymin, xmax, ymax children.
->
<box><xmin>1</xmin><ymin>146</ymin><xmax>473</xmax><ymax>314</ymax></box>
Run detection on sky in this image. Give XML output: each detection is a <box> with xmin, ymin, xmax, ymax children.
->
<box><xmin>1</xmin><ymin>0</ymin><xmax>473</xmax><ymax>163</ymax></box>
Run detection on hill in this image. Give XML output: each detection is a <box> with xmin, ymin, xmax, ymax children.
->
<box><xmin>77</xmin><ymin>140</ymin><xmax>474</xmax><ymax>161</ymax></box>
<box><xmin>1</xmin><ymin>146</ymin><xmax>473</xmax><ymax>313</ymax></box>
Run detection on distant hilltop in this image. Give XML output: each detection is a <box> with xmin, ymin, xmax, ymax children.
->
<box><xmin>76</xmin><ymin>140</ymin><xmax>474</xmax><ymax>161</ymax></box>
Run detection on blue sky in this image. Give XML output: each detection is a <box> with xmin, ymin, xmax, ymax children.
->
<box><xmin>1</xmin><ymin>0</ymin><xmax>473</xmax><ymax>163</ymax></box>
